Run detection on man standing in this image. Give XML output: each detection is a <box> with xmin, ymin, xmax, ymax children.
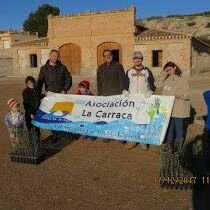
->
<box><xmin>37</xmin><ymin>49</ymin><xmax>72</xmax><ymax>94</ymax></box>
<box><xmin>97</xmin><ymin>49</ymin><xmax>126</xmax><ymax>96</ymax></box>
<box><xmin>97</xmin><ymin>49</ymin><xmax>126</xmax><ymax>142</ymax></box>
<box><xmin>37</xmin><ymin>49</ymin><xmax>72</xmax><ymax>142</ymax></box>
<box><xmin>124</xmin><ymin>51</ymin><xmax>155</xmax><ymax>149</ymax></box>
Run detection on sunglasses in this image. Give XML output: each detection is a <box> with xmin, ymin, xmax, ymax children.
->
<box><xmin>133</xmin><ymin>57</ymin><xmax>143</xmax><ymax>59</ymax></box>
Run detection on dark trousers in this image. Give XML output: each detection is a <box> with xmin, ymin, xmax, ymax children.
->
<box><xmin>25</xmin><ymin>113</ymin><xmax>40</xmax><ymax>137</ymax></box>
<box><xmin>165</xmin><ymin>117</ymin><xmax>188</xmax><ymax>147</ymax></box>
<box><xmin>204</xmin><ymin>129</ymin><xmax>210</xmax><ymax>162</ymax></box>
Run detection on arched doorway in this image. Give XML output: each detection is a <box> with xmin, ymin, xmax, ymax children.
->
<box><xmin>59</xmin><ymin>43</ymin><xmax>81</xmax><ymax>75</ymax></box>
<box><xmin>97</xmin><ymin>42</ymin><xmax>122</xmax><ymax>66</ymax></box>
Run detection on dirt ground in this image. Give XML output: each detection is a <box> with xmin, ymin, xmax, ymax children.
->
<box><xmin>0</xmin><ymin>75</ymin><xmax>209</xmax><ymax>210</ymax></box>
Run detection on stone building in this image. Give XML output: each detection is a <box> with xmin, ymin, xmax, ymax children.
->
<box><xmin>6</xmin><ymin>7</ymin><xmax>210</xmax><ymax>77</ymax></box>
<box><xmin>0</xmin><ymin>30</ymin><xmax>38</xmax><ymax>76</ymax></box>
<box><xmin>134</xmin><ymin>26</ymin><xmax>210</xmax><ymax>75</ymax></box>
<box><xmin>0</xmin><ymin>30</ymin><xmax>37</xmax><ymax>50</ymax></box>
<box><xmin>12</xmin><ymin>38</ymin><xmax>49</xmax><ymax>76</ymax></box>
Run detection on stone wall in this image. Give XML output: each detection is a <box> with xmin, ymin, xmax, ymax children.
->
<box><xmin>48</xmin><ymin>7</ymin><xmax>136</xmax><ymax>75</ymax></box>
<box><xmin>0</xmin><ymin>58</ymin><xmax>13</xmax><ymax>77</ymax></box>
<box><xmin>134</xmin><ymin>38</ymin><xmax>191</xmax><ymax>76</ymax></box>
<box><xmin>0</xmin><ymin>31</ymin><xmax>38</xmax><ymax>50</ymax></box>
<box><xmin>0</xmin><ymin>48</ymin><xmax>13</xmax><ymax>76</ymax></box>
<box><xmin>0</xmin><ymin>49</ymin><xmax>13</xmax><ymax>58</ymax></box>
<box><xmin>12</xmin><ymin>46</ymin><xmax>49</xmax><ymax>76</ymax></box>
<box><xmin>191</xmin><ymin>38</ymin><xmax>210</xmax><ymax>74</ymax></box>
<box><xmin>0</xmin><ymin>32</ymin><xmax>11</xmax><ymax>49</ymax></box>
<box><xmin>11</xmin><ymin>34</ymin><xmax>38</xmax><ymax>43</ymax></box>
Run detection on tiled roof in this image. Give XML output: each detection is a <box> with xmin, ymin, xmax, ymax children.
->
<box><xmin>136</xmin><ymin>28</ymin><xmax>192</xmax><ymax>41</ymax></box>
<box><xmin>12</xmin><ymin>37</ymin><xmax>48</xmax><ymax>46</ymax></box>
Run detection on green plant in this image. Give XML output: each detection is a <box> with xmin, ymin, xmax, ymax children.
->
<box><xmin>160</xmin><ymin>136</ymin><xmax>206</xmax><ymax>179</ymax></box>
<box><xmin>147</xmin><ymin>16</ymin><xmax>163</xmax><ymax>21</ymax></box>
<box><xmin>144</xmin><ymin>11</ymin><xmax>210</xmax><ymax>21</ymax></box>
<box><xmin>15</xmin><ymin>130</ymin><xmax>42</xmax><ymax>157</ymax></box>
<box><xmin>167</xmin><ymin>14</ymin><xmax>185</xmax><ymax>19</ymax></box>
<box><xmin>23</xmin><ymin>4</ymin><xmax>60</xmax><ymax>37</ymax></box>
<box><xmin>160</xmin><ymin>140</ymin><xmax>193</xmax><ymax>178</ymax></box>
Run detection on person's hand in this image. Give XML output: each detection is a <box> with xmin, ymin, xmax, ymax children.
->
<box><xmin>31</xmin><ymin>114</ymin><xmax>35</xmax><ymax>119</ymax></box>
<box><xmin>10</xmin><ymin>133</ymin><xmax>15</xmax><ymax>139</ymax></box>
<box><xmin>122</xmin><ymin>90</ymin><xmax>129</xmax><ymax>97</ymax></box>
<box><xmin>61</xmin><ymin>90</ymin><xmax>67</xmax><ymax>94</ymax></box>
<box><xmin>46</xmin><ymin>91</ymin><xmax>53</xmax><ymax>96</ymax></box>
<box><xmin>144</xmin><ymin>90</ymin><xmax>153</xmax><ymax>98</ymax></box>
<box><xmin>175</xmin><ymin>94</ymin><xmax>181</xmax><ymax>99</ymax></box>
<box><xmin>140</xmin><ymin>69</ymin><xmax>146</xmax><ymax>75</ymax></box>
<box><xmin>164</xmin><ymin>69</ymin><xmax>170</xmax><ymax>74</ymax></box>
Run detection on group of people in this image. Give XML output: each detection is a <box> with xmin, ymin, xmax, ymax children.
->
<box><xmin>97</xmin><ymin>49</ymin><xmax>190</xmax><ymax>151</ymax></box>
<box><xmin>4</xmin><ymin>48</ymin><xmax>191</xmax><ymax>153</ymax></box>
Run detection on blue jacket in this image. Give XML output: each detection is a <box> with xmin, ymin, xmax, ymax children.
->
<box><xmin>203</xmin><ymin>90</ymin><xmax>210</xmax><ymax>130</ymax></box>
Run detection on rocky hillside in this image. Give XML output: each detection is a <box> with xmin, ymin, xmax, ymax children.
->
<box><xmin>138</xmin><ymin>12</ymin><xmax>210</xmax><ymax>44</ymax></box>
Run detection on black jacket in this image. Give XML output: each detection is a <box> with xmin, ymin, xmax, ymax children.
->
<box><xmin>37</xmin><ymin>60</ymin><xmax>72</xmax><ymax>94</ymax></box>
<box><xmin>22</xmin><ymin>87</ymin><xmax>40</xmax><ymax>115</ymax></box>
<box><xmin>97</xmin><ymin>61</ymin><xmax>126</xmax><ymax>96</ymax></box>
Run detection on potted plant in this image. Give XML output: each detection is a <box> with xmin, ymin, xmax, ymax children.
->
<box><xmin>160</xmin><ymin>140</ymin><xmax>194</xmax><ymax>190</ymax></box>
<box><xmin>10</xmin><ymin>129</ymin><xmax>43</xmax><ymax>164</ymax></box>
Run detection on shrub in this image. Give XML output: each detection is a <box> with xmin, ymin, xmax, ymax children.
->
<box><xmin>205</xmin><ymin>22</ymin><xmax>210</xmax><ymax>28</ymax></box>
<box><xmin>147</xmin><ymin>16</ymin><xmax>163</xmax><ymax>21</ymax></box>
<box><xmin>187</xmin><ymin>21</ymin><xmax>196</xmax><ymax>26</ymax></box>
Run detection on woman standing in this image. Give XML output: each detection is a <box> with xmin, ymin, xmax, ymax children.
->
<box><xmin>155</xmin><ymin>61</ymin><xmax>190</xmax><ymax>151</ymax></box>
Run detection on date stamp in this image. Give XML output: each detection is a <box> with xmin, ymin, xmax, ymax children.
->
<box><xmin>154</xmin><ymin>176</ymin><xmax>210</xmax><ymax>185</ymax></box>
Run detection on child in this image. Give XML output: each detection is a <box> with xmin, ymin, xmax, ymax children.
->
<box><xmin>4</xmin><ymin>98</ymin><xmax>24</xmax><ymax>152</ymax></box>
<box><xmin>76</xmin><ymin>80</ymin><xmax>93</xmax><ymax>95</ymax></box>
<box><xmin>76</xmin><ymin>80</ymin><xmax>95</xmax><ymax>140</ymax></box>
<box><xmin>22</xmin><ymin>76</ymin><xmax>41</xmax><ymax>137</ymax></box>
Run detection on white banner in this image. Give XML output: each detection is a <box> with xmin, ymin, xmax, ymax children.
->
<box><xmin>33</xmin><ymin>93</ymin><xmax>175</xmax><ymax>145</ymax></box>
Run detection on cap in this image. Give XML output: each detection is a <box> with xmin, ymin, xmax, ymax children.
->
<box><xmin>7</xmin><ymin>98</ymin><xmax>19</xmax><ymax>108</ymax></box>
<box><xmin>133</xmin><ymin>51</ymin><xmax>143</xmax><ymax>59</ymax></box>
<box><xmin>79</xmin><ymin>80</ymin><xmax>90</xmax><ymax>89</ymax></box>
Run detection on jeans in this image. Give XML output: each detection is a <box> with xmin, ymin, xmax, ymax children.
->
<box><xmin>52</xmin><ymin>130</ymin><xmax>61</xmax><ymax>135</ymax></box>
<box><xmin>165</xmin><ymin>117</ymin><xmax>187</xmax><ymax>147</ymax></box>
<box><xmin>25</xmin><ymin>113</ymin><xmax>40</xmax><ymax>137</ymax></box>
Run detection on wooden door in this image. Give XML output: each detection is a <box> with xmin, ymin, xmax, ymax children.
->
<box><xmin>59</xmin><ymin>43</ymin><xmax>81</xmax><ymax>75</ymax></box>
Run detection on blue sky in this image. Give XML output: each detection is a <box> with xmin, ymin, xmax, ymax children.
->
<box><xmin>1</xmin><ymin>0</ymin><xmax>210</xmax><ymax>29</ymax></box>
